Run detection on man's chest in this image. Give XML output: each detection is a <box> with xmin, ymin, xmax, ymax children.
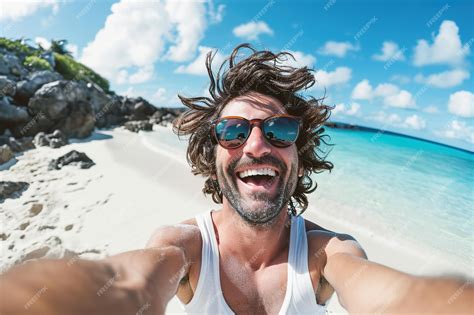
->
<box><xmin>219</xmin><ymin>257</ymin><xmax>289</xmax><ymax>314</ymax></box>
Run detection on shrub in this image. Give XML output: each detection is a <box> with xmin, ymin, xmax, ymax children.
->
<box><xmin>0</xmin><ymin>37</ymin><xmax>36</xmax><ymax>56</ymax></box>
<box><xmin>54</xmin><ymin>53</ymin><xmax>110</xmax><ymax>92</ymax></box>
<box><xmin>24</xmin><ymin>55</ymin><xmax>52</xmax><ymax>70</ymax></box>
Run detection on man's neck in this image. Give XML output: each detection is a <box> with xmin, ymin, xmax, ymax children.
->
<box><xmin>212</xmin><ymin>200</ymin><xmax>292</xmax><ymax>269</ymax></box>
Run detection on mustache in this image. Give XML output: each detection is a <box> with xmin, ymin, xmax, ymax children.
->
<box><xmin>228</xmin><ymin>155</ymin><xmax>287</xmax><ymax>175</ymax></box>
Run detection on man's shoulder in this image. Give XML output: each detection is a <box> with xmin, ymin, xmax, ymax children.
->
<box><xmin>146</xmin><ymin>218</ymin><xmax>202</xmax><ymax>255</ymax></box>
<box><xmin>304</xmin><ymin>218</ymin><xmax>367</xmax><ymax>261</ymax></box>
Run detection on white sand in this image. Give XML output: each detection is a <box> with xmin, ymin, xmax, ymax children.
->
<box><xmin>0</xmin><ymin>126</ymin><xmax>462</xmax><ymax>314</ymax></box>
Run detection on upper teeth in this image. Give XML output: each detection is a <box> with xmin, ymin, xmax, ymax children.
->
<box><xmin>238</xmin><ymin>168</ymin><xmax>277</xmax><ymax>179</ymax></box>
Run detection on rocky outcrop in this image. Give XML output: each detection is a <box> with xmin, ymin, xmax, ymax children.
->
<box><xmin>0</xmin><ymin>144</ymin><xmax>13</xmax><ymax>164</ymax></box>
<box><xmin>0</xmin><ymin>96</ymin><xmax>29</xmax><ymax>125</ymax></box>
<box><xmin>48</xmin><ymin>150</ymin><xmax>95</xmax><ymax>170</ymax></box>
<box><xmin>14</xmin><ymin>70</ymin><xmax>62</xmax><ymax>105</ymax></box>
<box><xmin>0</xmin><ymin>181</ymin><xmax>29</xmax><ymax>202</ymax></box>
<box><xmin>34</xmin><ymin>130</ymin><xmax>68</xmax><ymax>148</ymax></box>
<box><xmin>124</xmin><ymin>120</ymin><xmax>153</xmax><ymax>133</ymax></box>
<box><xmin>0</xmin><ymin>76</ymin><xmax>16</xmax><ymax>97</ymax></box>
<box><xmin>0</xmin><ymin>38</ymin><xmax>184</xmax><ymax>160</ymax></box>
<box><xmin>0</xmin><ymin>136</ymin><xmax>34</xmax><ymax>152</ymax></box>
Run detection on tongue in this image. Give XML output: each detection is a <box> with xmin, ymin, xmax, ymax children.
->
<box><xmin>242</xmin><ymin>175</ymin><xmax>273</xmax><ymax>186</ymax></box>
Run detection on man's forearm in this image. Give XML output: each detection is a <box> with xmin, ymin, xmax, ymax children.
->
<box><xmin>0</xmin><ymin>247</ymin><xmax>186</xmax><ymax>315</ymax></box>
<box><xmin>325</xmin><ymin>253</ymin><xmax>473</xmax><ymax>314</ymax></box>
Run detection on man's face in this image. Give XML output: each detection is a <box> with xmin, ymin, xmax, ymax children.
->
<box><xmin>215</xmin><ymin>92</ymin><xmax>300</xmax><ymax>227</ymax></box>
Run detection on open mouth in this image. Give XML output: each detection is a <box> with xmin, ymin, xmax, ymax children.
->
<box><xmin>236</xmin><ymin>168</ymin><xmax>279</xmax><ymax>190</ymax></box>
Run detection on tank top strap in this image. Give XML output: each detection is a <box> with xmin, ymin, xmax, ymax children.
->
<box><xmin>285</xmin><ymin>215</ymin><xmax>322</xmax><ymax>314</ymax></box>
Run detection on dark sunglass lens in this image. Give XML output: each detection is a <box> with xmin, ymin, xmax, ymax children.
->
<box><xmin>264</xmin><ymin>117</ymin><xmax>299</xmax><ymax>147</ymax></box>
<box><xmin>215</xmin><ymin>118</ymin><xmax>249</xmax><ymax>148</ymax></box>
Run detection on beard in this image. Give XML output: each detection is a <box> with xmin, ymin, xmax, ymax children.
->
<box><xmin>216</xmin><ymin>154</ymin><xmax>298</xmax><ymax>227</ymax></box>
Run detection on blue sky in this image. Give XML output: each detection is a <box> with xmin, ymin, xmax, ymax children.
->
<box><xmin>1</xmin><ymin>0</ymin><xmax>473</xmax><ymax>150</ymax></box>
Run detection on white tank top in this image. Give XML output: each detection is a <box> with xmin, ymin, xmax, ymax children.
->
<box><xmin>180</xmin><ymin>210</ymin><xmax>327</xmax><ymax>314</ymax></box>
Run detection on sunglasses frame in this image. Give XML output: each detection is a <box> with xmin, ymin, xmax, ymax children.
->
<box><xmin>210</xmin><ymin>114</ymin><xmax>302</xmax><ymax>149</ymax></box>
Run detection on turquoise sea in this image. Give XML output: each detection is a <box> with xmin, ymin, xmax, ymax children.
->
<box><xmin>310</xmin><ymin>127</ymin><xmax>473</xmax><ymax>276</ymax></box>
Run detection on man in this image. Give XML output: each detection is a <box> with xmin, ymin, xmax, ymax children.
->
<box><xmin>1</xmin><ymin>44</ymin><xmax>472</xmax><ymax>315</ymax></box>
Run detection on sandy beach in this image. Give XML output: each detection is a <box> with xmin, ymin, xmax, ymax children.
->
<box><xmin>0</xmin><ymin>125</ymin><xmax>466</xmax><ymax>314</ymax></box>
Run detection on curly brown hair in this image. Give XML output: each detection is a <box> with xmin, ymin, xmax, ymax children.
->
<box><xmin>173</xmin><ymin>43</ymin><xmax>334</xmax><ymax>215</ymax></box>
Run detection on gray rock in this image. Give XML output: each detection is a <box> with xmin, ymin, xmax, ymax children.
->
<box><xmin>15</xmin><ymin>70</ymin><xmax>63</xmax><ymax>105</ymax></box>
<box><xmin>56</xmin><ymin>100</ymin><xmax>95</xmax><ymax>138</ymax></box>
<box><xmin>34</xmin><ymin>132</ymin><xmax>49</xmax><ymax>146</ymax></box>
<box><xmin>0</xmin><ymin>76</ymin><xmax>16</xmax><ymax>97</ymax></box>
<box><xmin>0</xmin><ymin>181</ymin><xmax>29</xmax><ymax>203</ymax></box>
<box><xmin>23</xmin><ymin>80</ymin><xmax>95</xmax><ymax>138</ymax></box>
<box><xmin>124</xmin><ymin>120</ymin><xmax>153</xmax><ymax>133</ymax></box>
<box><xmin>130</xmin><ymin>100</ymin><xmax>157</xmax><ymax>121</ymax></box>
<box><xmin>3</xmin><ymin>54</ymin><xmax>28</xmax><ymax>78</ymax></box>
<box><xmin>48</xmin><ymin>150</ymin><xmax>95</xmax><ymax>170</ymax></box>
<box><xmin>86</xmin><ymin>82</ymin><xmax>111</xmax><ymax>113</ymax></box>
<box><xmin>0</xmin><ymin>97</ymin><xmax>30</xmax><ymax>124</ymax></box>
<box><xmin>34</xmin><ymin>130</ymin><xmax>68</xmax><ymax>148</ymax></box>
<box><xmin>0</xmin><ymin>56</ymin><xmax>9</xmax><ymax>75</ymax></box>
<box><xmin>28</xmin><ymin>84</ymin><xmax>68</xmax><ymax>120</ymax></box>
<box><xmin>5</xmin><ymin>137</ymin><xmax>34</xmax><ymax>152</ymax></box>
<box><xmin>0</xmin><ymin>144</ymin><xmax>14</xmax><ymax>164</ymax></box>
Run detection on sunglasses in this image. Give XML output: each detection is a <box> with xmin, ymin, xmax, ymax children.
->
<box><xmin>211</xmin><ymin>115</ymin><xmax>301</xmax><ymax>149</ymax></box>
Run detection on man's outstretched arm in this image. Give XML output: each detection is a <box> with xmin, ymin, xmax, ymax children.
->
<box><xmin>321</xmin><ymin>234</ymin><xmax>473</xmax><ymax>314</ymax></box>
<box><xmin>0</xmin><ymin>226</ymin><xmax>195</xmax><ymax>315</ymax></box>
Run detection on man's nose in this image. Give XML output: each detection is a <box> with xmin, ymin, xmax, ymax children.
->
<box><xmin>242</xmin><ymin>126</ymin><xmax>271</xmax><ymax>158</ymax></box>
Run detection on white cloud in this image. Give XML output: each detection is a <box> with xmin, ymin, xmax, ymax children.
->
<box><xmin>373</xmin><ymin>41</ymin><xmax>406</xmax><ymax>61</ymax></box>
<box><xmin>280</xmin><ymin>50</ymin><xmax>316</xmax><ymax>68</ymax></box>
<box><xmin>414</xmin><ymin>69</ymin><xmax>470</xmax><ymax>88</ymax></box>
<box><xmin>384</xmin><ymin>90</ymin><xmax>415</xmax><ymax>108</ymax></box>
<box><xmin>423</xmin><ymin>105</ymin><xmax>439</xmax><ymax>114</ymax></box>
<box><xmin>441</xmin><ymin>120</ymin><xmax>474</xmax><ymax>144</ymax></box>
<box><xmin>208</xmin><ymin>1</ymin><xmax>225</xmax><ymax>24</ymax></box>
<box><xmin>175</xmin><ymin>46</ymin><xmax>225</xmax><ymax>76</ymax></box>
<box><xmin>413</xmin><ymin>20</ymin><xmax>470</xmax><ymax>66</ymax></box>
<box><xmin>403</xmin><ymin>114</ymin><xmax>426</xmax><ymax>130</ymax></box>
<box><xmin>346</xmin><ymin>103</ymin><xmax>361</xmax><ymax>115</ymax></box>
<box><xmin>390</xmin><ymin>74</ymin><xmax>411</xmax><ymax>85</ymax></box>
<box><xmin>370</xmin><ymin>111</ymin><xmax>402</xmax><ymax>124</ymax></box>
<box><xmin>351</xmin><ymin>79</ymin><xmax>373</xmax><ymax>100</ymax></box>
<box><xmin>80</xmin><ymin>0</ymin><xmax>211</xmax><ymax>84</ymax></box>
<box><xmin>351</xmin><ymin>79</ymin><xmax>415</xmax><ymax>108</ymax></box>
<box><xmin>314</xmin><ymin>67</ymin><xmax>351</xmax><ymax>88</ymax></box>
<box><xmin>318</xmin><ymin>41</ymin><xmax>359</xmax><ymax>58</ymax></box>
<box><xmin>121</xmin><ymin>86</ymin><xmax>141</xmax><ymax>98</ymax></box>
<box><xmin>129</xmin><ymin>65</ymin><xmax>154</xmax><ymax>84</ymax></box>
<box><xmin>80</xmin><ymin>1</ymin><xmax>169</xmax><ymax>83</ymax></box>
<box><xmin>332</xmin><ymin>103</ymin><xmax>346</xmax><ymax>115</ymax></box>
<box><xmin>0</xmin><ymin>0</ymin><xmax>62</xmax><ymax>22</ymax></box>
<box><xmin>374</xmin><ymin>83</ymin><xmax>399</xmax><ymax>97</ymax></box>
<box><xmin>35</xmin><ymin>37</ymin><xmax>51</xmax><ymax>50</ymax></box>
<box><xmin>152</xmin><ymin>87</ymin><xmax>167</xmax><ymax>103</ymax></box>
<box><xmin>164</xmin><ymin>0</ymin><xmax>207</xmax><ymax>62</ymax></box>
<box><xmin>233</xmin><ymin>21</ymin><xmax>273</xmax><ymax>40</ymax></box>
<box><xmin>332</xmin><ymin>102</ymin><xmax>361</xmax><ymax>116</ymax></box>
<box><xmin>448</xmin><ymin>90</ymin><xmax>474</xmax><ymax>118</ymax></box>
